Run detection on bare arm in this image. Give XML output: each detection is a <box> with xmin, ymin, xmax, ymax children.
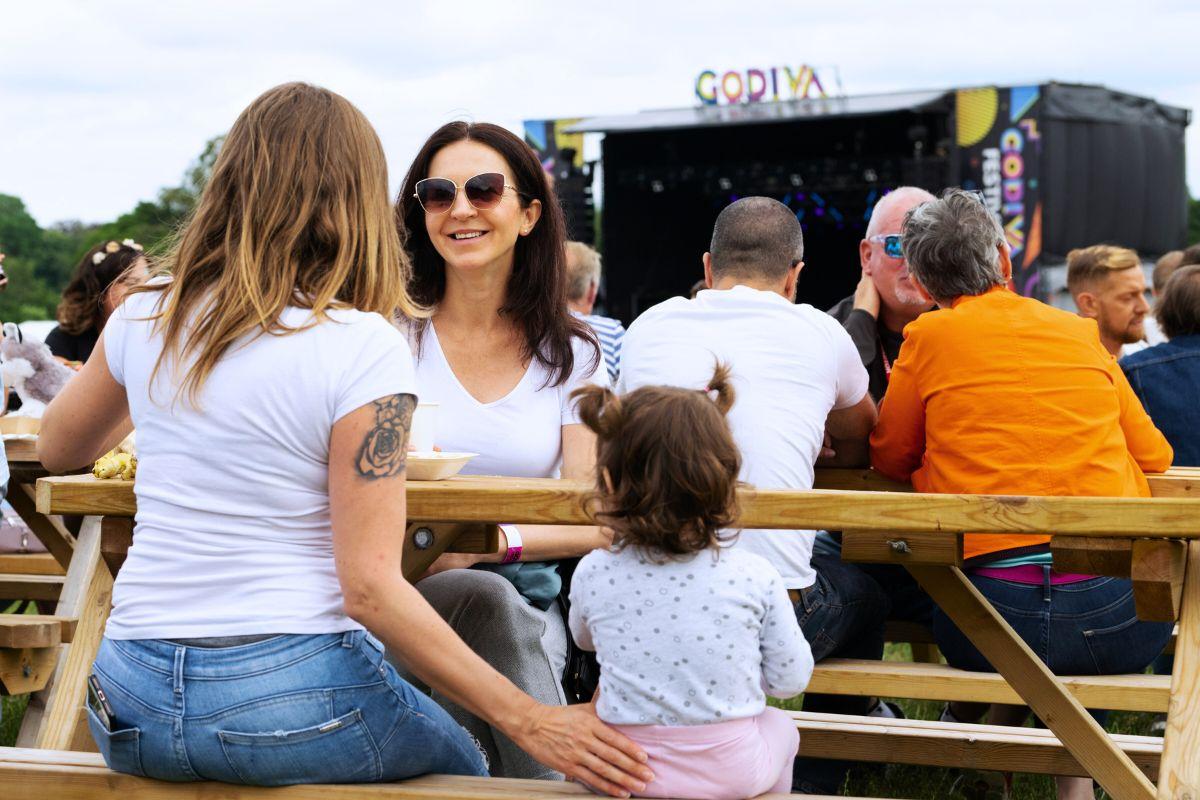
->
<box><xmin>330</xmin><ymin>397</ymin><xmax>649</xmax><ymax>796</ymax></box>
<box><xmin>816</xmin><ymin>392</ymin><xmax>878</xmax><ymax>468</ymax></box>
<box><xmin>38</xmin><ymin>333</ymin><xmax>133</xmax><ymax>472</ymax></box>
<box><xmin>426</xmin><ymin>423</ymin><xmax>610</xmax><ymax>574</ymax></box>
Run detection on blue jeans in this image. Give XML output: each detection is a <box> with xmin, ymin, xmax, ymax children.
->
<box><xmin>933</xmin><ymin>569</ymin><xmax>1173</xmax><ymax>676</ymax></box>
<box><xmin>792</xmin><ymin>554</ymin><xmax>890</xmax><ymax>794</ymax></box>
<box><xmin>89</xmin><ymin>631</ymin><xmax>488</xmax><ymax>785</ymax></box>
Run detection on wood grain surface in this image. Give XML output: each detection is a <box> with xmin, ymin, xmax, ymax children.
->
<box><xmin>36</xmin><ymin>473</ymin><xmax>1200</xmax><ymax>538</ymax></box>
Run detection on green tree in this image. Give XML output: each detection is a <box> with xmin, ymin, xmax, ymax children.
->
<box><xmin>85</xmin><ymin>135</ymin><xmax>225</xmax><ymax>258</ymax></box>
<box><xmin>0</xmin><ymin>195</ymin><xmax>62</xmax><ymax>322</ymax></box>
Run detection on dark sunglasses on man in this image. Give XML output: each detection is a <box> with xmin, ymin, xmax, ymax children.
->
<box><xmin>414</xmin><ymin>172</ymin><xmax>528</xmax><ymax>215</ymax></box>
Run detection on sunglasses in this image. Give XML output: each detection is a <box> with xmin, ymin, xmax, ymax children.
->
<box><xmin>414</xmin><ymin>172</ymin><xmax>525</xmax><ymax>214</ymax></box>
<box><xmin>868</xmin><ymin>233</ymin><xmax>904</xmax><ymax>259</ymax></box>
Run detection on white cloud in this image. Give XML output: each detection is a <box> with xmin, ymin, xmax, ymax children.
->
<box><xmin>1</xmin><ymin>0</ymin><xmax>1196</xmax><ymax>227</ymax></box>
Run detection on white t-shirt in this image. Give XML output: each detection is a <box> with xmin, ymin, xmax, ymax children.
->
<box><xmin>620</xmin><ymin>286</ymin><xmax>869</xmax><ymax>589</ymax></box>
<box><xmin>103</xmin><ymin>290</ymin><xmax>416</xmax><ymax>639</ymax></box>
<box><xmin>410</xmin><ymin>322</ymin><xmax>605</xmax><ymax>478</ymax></box>
<box><xmin>569</xmin><ymin>546</ymin><xmax>812</xmax><ymax>726</ymax></box>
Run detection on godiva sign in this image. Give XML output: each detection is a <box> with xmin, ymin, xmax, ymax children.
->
<box><xmin>695</xmin><ymin>65</ymin><xmax>827</xmax><ymax>106</ymax></box>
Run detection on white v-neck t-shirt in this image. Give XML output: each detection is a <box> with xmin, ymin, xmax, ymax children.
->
<box><xmin>411</xmin><ymin>323</ymin><xmax>606</xmax><ymax>478</ymax></box>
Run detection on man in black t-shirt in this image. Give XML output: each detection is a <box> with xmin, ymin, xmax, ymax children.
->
<box><xmin>821</xmin><ymin>186</ymin><xmax>937</xmax><ymax>632</ymax></box>
<box><xmin>827</xmin><ymin>186</ymin><xmax>936</xmax><ymax>403</ymax></box>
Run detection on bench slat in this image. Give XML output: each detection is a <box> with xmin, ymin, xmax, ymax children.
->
<box><xmin>792</xmin><ymin>711</ymin><xmax>1161</xmax><ymax>780</ymax></box>
<box><xmin>0</xmin><ymin>555</ymin><xmax>64</xmax><ymax>576</ymax></box>
<box><xmin>0</xmin><ymin>753</ymin><xmax>838</xmax><ymax>798</ymax></box>
<box><xmin>0</xmin><ymin>574</ymin><xmax>64</xmax><ymax>602</ymax></box>
<box><xmin>0</xmin><ymin>615</ymin><xmax>69</xmax><ymax>649</ymax></box>
<box><xmin>807</xmin><ymin>659</ymin><xmax>1170</xmax><ymax>712</ymax></box>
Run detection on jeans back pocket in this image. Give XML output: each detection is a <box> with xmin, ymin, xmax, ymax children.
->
<box><xmin>86</xmin><ymin>706</ymin><xmax>145</xmax><ymax>777</ymax></box>
<box><xmin>218</xmin><ymin>708</ymin><xmax>381</xmax><ymax>786</ymax></box>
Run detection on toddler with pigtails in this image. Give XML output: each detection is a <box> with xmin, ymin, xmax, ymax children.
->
<box><xmin>568</xmin><ymin>365</ymin><xmax>813</xmax><ymax>800</ymax></box>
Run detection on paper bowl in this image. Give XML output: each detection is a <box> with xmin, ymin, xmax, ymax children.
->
<box><xmin>407</xmin><ymin>452</ymin><xmax>476</xmax><ymax>481</ymax></box>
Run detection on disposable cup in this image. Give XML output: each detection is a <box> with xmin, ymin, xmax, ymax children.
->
<box><xmin>411</xmin><ymin>402</ymin><xmax>438</xmax><ymax>453</ymax></box>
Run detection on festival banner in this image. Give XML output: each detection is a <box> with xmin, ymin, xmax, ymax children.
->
<box><xmin>523</xmin><ymin>119</ymin><xmax>585</xmax><ymax>173</ymax></box>
<box><xmin>956</xmin><ymin>86</ymin><xmax>1044</xmax><ymax>297</ymax></box>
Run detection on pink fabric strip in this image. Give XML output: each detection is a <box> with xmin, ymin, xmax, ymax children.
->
<box><xmin>973</xmin><ymin>564</ymin><xmax>1093</xmax><ymax>585</ymax></box>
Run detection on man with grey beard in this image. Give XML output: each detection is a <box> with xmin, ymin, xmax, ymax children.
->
<box><xmin>819</xmin><ymin>187</ymin><xmax>939</xmax><ymax>674</ymax></box>
<box><xmin>828</xmin><ymin>187</ymin><xmax>937</xmax><ymax>402</ymax></box>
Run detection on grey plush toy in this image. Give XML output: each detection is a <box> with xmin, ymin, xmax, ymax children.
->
<box><xmin>1</xmin><ymin>322</ymin><xmax>76</xmax><ymax>416</ymax></box>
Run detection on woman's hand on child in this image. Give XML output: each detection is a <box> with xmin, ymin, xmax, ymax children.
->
<box><xmin>511</xmin><ymin>702</ymin><xmax>652</xmax><ymax>798</ymax></box>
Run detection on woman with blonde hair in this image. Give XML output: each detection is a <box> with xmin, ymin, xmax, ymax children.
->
<box><xmin>39</xmin><ymin>83</ymin><xmax>649</xmax><ymax>795</ymax></box>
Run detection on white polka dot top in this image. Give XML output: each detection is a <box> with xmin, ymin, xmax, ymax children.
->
<box><xmin>568</xmin><ymin>545</ymin><xmax>813</xmax><ymax>726</ymax></box>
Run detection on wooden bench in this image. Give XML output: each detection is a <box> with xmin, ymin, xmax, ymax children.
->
<box><xmin>28</xmin><ymin>473</ymin><xmax>1200</xmax><ymax>800</ymax></box>
<box><xmin>792</xmin><ymin>711</ymin><xmax>1161</xmax><ymax>780</ymax></box>
<box><xmin>0</xmin><ymin>747</ymin><xmax>836</xmax><ymax>799</ymax></box>
<box><xmin>808</xmin><ymin>658</ymin><xmax>1170</xmax><ymax>712</ymax></box>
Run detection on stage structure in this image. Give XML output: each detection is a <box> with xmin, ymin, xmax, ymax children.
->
<box><xmin>552</xmin><ymin>83</ymin><xmax>1189</xmax><ymax>323</ymax></box>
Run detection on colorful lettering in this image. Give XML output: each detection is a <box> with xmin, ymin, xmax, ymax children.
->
<box><xmin>747</xmin><ymin>69</ymin><xmax>767</xmax><ymax>103</ymax></box>
<box><xmin>721</xmin><ymin>71</ymin><xmax>744</xmax><ymax>103</ymax></box>
<box><xmin>695</xmin><ymin>70</ymin><xmax>717</xmax><ymax>105</ymax></box>
<box><xmin>1002</xmin><ymin>155</ymin><xmax>1023</xmax><ymax>179</ymax></box>
<box><xmin>1004</xmin><ymin>215</ymin><xmax>1025</xmax><ymax>251</ymax></box>
<box><xmin>1000</xmin><ymin>128</ymin><xmax>1024</xmax><ymax>152</ymax></box>
<box><xmin>695</xmin><ymin>65</ymin><xmax>828</xmax><ymax>106</ymax></box>
<box><xmin>981</xmin><ymin>148</ymin><xmax>1002</xmax><ymax>215</ymax></box>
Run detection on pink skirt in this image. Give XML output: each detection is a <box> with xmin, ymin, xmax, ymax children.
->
<box><xmin>612</xmin><ymin>707</ymin><xmax>799</xmax><ymax>800</ymax></box>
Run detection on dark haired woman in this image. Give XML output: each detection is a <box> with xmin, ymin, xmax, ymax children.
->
<box><xmin>395</xmin><ymin>122</ymin><xmax>607</xmax><ymax>779</ymax></box>
<box><xmin>45</xmin><ymin>239</ymin><xmax>148</xmax><ymax>364</ymax></box>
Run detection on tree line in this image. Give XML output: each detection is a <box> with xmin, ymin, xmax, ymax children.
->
<box><xmin>0</xmin><ymin>137</ymin><xmax>222</xmax><ymax>324</ymax></box>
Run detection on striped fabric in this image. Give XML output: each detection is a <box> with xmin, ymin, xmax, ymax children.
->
<box><xmin>580</xmin><ymin>312</ymin><xmax>625</xmax><ymax>383</ymax></box>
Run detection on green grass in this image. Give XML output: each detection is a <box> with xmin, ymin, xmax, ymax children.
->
<box><xmin>1</xmin><ymin>601</ymin><xmax>37</xmax><ymax>747</ymax></box>
<box><xmin>770</xmin><ymin>644</ymin><xmax>1160</xmax><ymax>799</ymax></box>
<box><xmin>1</xmin><ymin>694</ymin><xmax>28</xmax><ymax>746</ymax></box>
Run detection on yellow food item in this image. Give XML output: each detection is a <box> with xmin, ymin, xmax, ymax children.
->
<box><xmin>93</xmin><ymin>451</ymin><xmax>137</xmax><ymax>480</ymax></box>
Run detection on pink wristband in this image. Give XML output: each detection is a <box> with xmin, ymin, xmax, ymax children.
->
<box><xmin>499</xmin><ymin>525</ymin><xmax>523</xmax><ymax>564</ymax></box>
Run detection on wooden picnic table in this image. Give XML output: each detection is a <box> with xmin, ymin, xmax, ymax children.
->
<box><xmin>4</xmin><ymin>437</ymin><xmax>77</xmax><ymax>572</ymax></box>
<box><xmin>26</xmin><ymin>470</ymin><xmax>1200</xmax><ymax>800</ymax></box>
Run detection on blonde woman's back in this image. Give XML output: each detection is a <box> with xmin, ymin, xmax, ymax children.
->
<box><xmin>103</xmin><ymin>290</ymin><xmax>415</xmax><ymax>639</ymax></box>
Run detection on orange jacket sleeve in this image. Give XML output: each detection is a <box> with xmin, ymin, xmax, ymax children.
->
<box><xmin>1109</xmin><ymin>358</ymin><xmax>1174</xmax><ymax>472</ymax></box>
<box><xmin>870</xmin><ymin>327</ymin><xmax>926</xmax><ymax>482</ymax></box>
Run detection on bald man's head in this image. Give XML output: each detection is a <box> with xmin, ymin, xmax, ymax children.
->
<box><xmin>709</xmin><ymin>197</ymin><xmax>804</xmax><ymax>280</ymax></box>
<box><xmin>860</xmin><ymin>187</ymin><xmax>937</xmax><ymax>321</ymax></box>
<box><xmin>866</xmin><ymin>187</ymin><xmax>937</xmax><ymax>239</ymax></box>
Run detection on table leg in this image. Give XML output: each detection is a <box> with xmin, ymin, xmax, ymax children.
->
<box><xmin>1159</xmin><ymin>540</ymin><xmax>1200</xmax><ymax>799</ymax></box>
<box><xmin>403</xmin><ymin>523</ymin><xmax>499</xmax><ymax>583</ymax></box>
<box><xmin>906</xmin><ymin>564</ymin><xmax>1156</xmax><ymax>800</ymax></box>
<box><xmin>15</xmin><ymin>516</ymin><xmax>111</xmax><ymax>751</ymax></box>
<box><xmin>6</xmin><ymin>484</ymin><xmax>75</xmax><ymax>571</ymax></box>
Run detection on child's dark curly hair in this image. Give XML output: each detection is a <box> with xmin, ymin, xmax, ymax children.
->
<box><xmin>572</xmin><ymin>364</ymin><xmax>741</xmax><ymax>561</ymax></box>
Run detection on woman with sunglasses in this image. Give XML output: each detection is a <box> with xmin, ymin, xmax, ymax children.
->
<box><xmin>396</xmin><ymin>122</ymin><xmax>611</xmax><ymax>781</ymax></box>
<box><xmin>37</xmin><ymin>87</ymin><xmax>647</xmax><ymax>797</ymax></box>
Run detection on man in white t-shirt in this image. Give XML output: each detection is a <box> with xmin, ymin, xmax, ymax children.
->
<box><xmin>620</xmin><ymin>197</ymin><xmax>888</xmax><ymax>794</ymax></box>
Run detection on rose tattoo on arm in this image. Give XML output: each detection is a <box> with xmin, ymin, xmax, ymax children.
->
<box><xmin>355</xmin><ymin>393</ymin><xmax>417</xmax><ymax>479</ymax></box>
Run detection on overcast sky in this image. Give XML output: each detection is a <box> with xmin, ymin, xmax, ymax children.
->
<box><xmin>2</xmin><ymin>0</ymin><xmax>1197</xmax><ymax>227</ymax></box>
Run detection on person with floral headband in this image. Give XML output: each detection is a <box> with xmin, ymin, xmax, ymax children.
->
<box><xmin>44</xmin><ymin>239</ymin><xmax>149</xmax><ymax>364</ymax></box>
